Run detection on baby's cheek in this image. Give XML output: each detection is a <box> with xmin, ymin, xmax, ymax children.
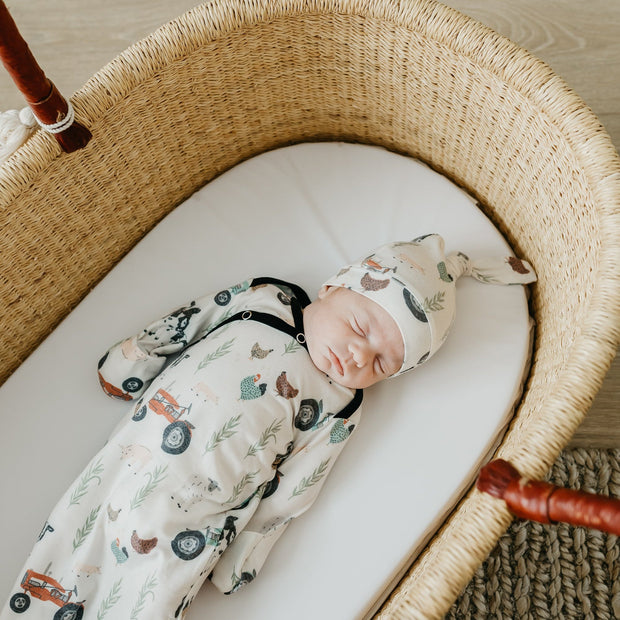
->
<box><xmin>361</xmin><ymin>369</ymin><xmax>384</xmax><ymax>389</ymax></box>
<box><xmin>307</xmin><ymin>343</ymin><xmax>327</xmax><ymax>374</ymax></box>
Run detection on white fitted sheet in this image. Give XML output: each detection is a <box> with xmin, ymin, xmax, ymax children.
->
<box><xmin>0</xmin><ymin>143</ymin><xmax>533</xmax><ymax>619</ymax></box>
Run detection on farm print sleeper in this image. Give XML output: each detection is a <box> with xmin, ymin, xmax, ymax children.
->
<box><xmin>1</xmin><ymin>278</ymin><xmax>362</xmax><ymax>620</ymax></box>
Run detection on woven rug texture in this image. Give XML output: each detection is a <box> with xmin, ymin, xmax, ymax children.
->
<box><xmin>447</xmin><ymin>448</ymin><xmax>620</xmax><ymax>619</ymax></box>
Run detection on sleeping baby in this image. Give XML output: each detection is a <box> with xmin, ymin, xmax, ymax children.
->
<box><xmin>1</xmin><ymin>234</ymin><xmax>535</xmax><ymax>620</ymax></box>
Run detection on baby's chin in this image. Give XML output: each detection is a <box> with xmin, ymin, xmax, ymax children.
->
<box><xmin>326</xmin><ymin>371</ymin><xmax>354</xmax><ymax>388</ymax></box>
<box><xmin>325</xmin><ymin>370</ymin><xmax>373</xmax><ymax>390</ymax></box>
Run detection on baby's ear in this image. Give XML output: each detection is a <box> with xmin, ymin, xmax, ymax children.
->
<box><xmin>317</xmin><ymin>285</ymin><xmax>332</xmax><ymax>299</ymax></box>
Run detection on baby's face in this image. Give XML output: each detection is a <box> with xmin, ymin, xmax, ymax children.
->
<box><xmin>303</xmin><ymin>286</ymin><xmax>404</xmax><ymax>389</ymax></box>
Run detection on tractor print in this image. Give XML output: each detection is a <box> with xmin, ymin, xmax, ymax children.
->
<box><xmin>228</xmin><ymin>569</ymin><xmax>257</xmax><ymax>594</ymax></box>
<box><xmin>171</xmin><ymin>516</ymin><xmax>238</xmax><ymax>560</ymax></box>
<box><xmin>295</xmin><ymin>399</ymin><xmax>322</xmax><ymax>430</ymax></box>
<box><xmin>295</xmin><ymin>399</ymin><xmax>332</xmax><ymax>432</ymax></box>
<box><xmin>97</xmin><ymin>352</ymin><xmax>143</xmax><ymax>400</ymax></box>
<box><xmin>132</xmin><ymin>389</ymin><xmax>194</xmax><ymax>454</ymax></box>
<box><xmin>97</xmin><ymin>371</ymin><xmax>143</xmax><ymax>403</ymax></box>
<box><xmin>171</xmin><ymin>526</ymin><xmax>218</xmax><ymax>560</ymax></box>
<box><xmin>213</xmin><ymin>281</ymin><xmax>251</xmax><ymax>306</ymax></box>
<box><xmin>9</xmin><ymin>569</ymin><xmax>84</xmax><ymax>619</ymax></box>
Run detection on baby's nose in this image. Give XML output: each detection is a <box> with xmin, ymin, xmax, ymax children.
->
<box><xmin>349</xmin><ymin>341</ymin><xmax>371</xmax><ymax>367</ymax></box>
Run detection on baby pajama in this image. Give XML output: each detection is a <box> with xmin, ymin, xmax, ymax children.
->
<box><xmin>2</xmin><ymin>278</ymin><xmax>362</xmax><ymax>620</ymax></box>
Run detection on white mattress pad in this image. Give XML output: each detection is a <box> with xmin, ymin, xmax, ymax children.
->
<box><xmin>0</xmin><ymin>143</ymin><xmax>533</xmax><ymax>619</ymax></box>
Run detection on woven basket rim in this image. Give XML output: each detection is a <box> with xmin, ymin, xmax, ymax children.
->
<box><xmin>1</xmin><ymin>2</ymin><xmax>619</xmax><ymax>617</ymax></box>
<box><xmin>2</xmin><ymin>0</ymin><xmax>617</xmax><ymax>378</ymax></box>
<box><xmin>2</xmin><ymin>2</ymin><xmax>619</xmax><ymax>192</ymax></box>
<box><xmin>2</xmin><ymin>0</ymin><xmax>619</xmax><ymax>187</ymax></box>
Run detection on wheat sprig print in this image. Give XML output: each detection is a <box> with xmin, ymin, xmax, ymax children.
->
<box><xmin>245</xmin><ymin>418</ymin><xmax>284</xmax><ymax>458</ymax></box>
<box><xmin>471</xmin><ymin>270</ymin><xmax>498</xmax><ymax>284</ymax></box>
<box><xmin>203</xmin><ymin>309</ymin><xmax>234</xmax><ymax>336</ymax></box>
<box><xmin>129</xmin><ymin>572</ymin><xmax>158</xmax><ymax>620</ymax></box>
<box><xmin>97</xmin><ymin>579</ymin><xmax>123</xmax><ymax>619</ymax></box>
<box><xmin>423</xmin><ymin>291</ymin><xmax>445</xmax><ymax>312</ymax></box>
<box><xmin>283</xmin><ymin>339</ymin><xmax>302</xmax><ymax>355</ymax></box>
<box><xmin>204</xmin><ymin>414</ymin><xmax>242</xmax><ymax>453</ymax></box>
<box><xmin>130</xmin><ymin>465</ymin><xmax>168</xmax><ymax>511</ymax></box>
<box><xmin>196</xmin><ymin>338</ymin><xmax>236</xmax><ymax>372</ymax></box>
<box><xmin>224</xmin><ymin>471</ymin><xmax>259</xmax><ymax>505</ymax></box>
<box><xmin>72</xmin><ymin>505</ymin><xmax>101</xmax><ymax>552</ymax></box>
<box><xmin>289</xmin><ymin>459</ymin><xmax>330</xmax><ymax>499</ymax></box>
<box><xmin>68</xmin><ymin>457</ymin><xmax>104</xmax><ymax>507</ymax></box>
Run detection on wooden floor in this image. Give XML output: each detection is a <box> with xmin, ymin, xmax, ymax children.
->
<box><xmin>0</xmin><ymin>0</ymin><xmax>618</xmax><ymax>446</ymax></box>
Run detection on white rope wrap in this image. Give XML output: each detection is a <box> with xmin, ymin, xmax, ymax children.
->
<box><xmin>0</xmin><ymin>107</ymin><xmax>37</xmax><ymax>164</ymax></box>
<box><xmin>0</xmin><ymin>101</ymin><xmax>78</xmax><ymax>164</ymax></box>
<box><xmin>34</xmin><ymin>101</ymin><xmax>75</xmax><ymax>134</ymax></box>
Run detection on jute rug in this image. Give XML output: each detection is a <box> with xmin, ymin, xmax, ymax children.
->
<box><xmin>447</xmin><ymin>448</ymin><xmax>620</xmax><ymax>619</ymax></box>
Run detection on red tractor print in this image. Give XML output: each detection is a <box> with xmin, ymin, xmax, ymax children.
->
<box><xmin>97</xmin><ymin>372</ymin><xmax>143</xmax><ymax>401</ymax></box>
<box><xmin>97</xmin><ymin>352</ymin><xmax>143</xmax><ymax>400</ymax></box>
<box><xmin>132</xmin><ymin>389</ymin><xmax>194</xmax><ymax>454</ymax></box>
<box><xmin>9</xmin><ymin>569</ymin><xmax>84</xmax><ymax>619</ymax></box>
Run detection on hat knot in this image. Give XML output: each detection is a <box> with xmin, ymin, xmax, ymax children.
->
<box><xmin>444</xmin><ymin>252</ymin><xmax>472</xmax><ymax>281</ymax></box>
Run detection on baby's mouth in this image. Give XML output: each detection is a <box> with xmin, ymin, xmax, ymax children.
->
<box><xmin>328</xmin><ymin>348</ymin><xmax>344</xmax><ymax>376</ymax></box>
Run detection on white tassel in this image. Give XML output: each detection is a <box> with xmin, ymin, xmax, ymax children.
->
<box><xmin>0</xmin><ymin>107</ymin><xmax>37</xmax><ymax>164</ymax></box>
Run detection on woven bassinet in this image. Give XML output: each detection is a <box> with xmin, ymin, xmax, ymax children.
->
<box><xmin>1</xmin><ymin>0</ymin><xmax>619</xmax><ymax>617</ymax></box>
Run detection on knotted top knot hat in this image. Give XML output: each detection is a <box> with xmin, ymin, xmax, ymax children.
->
<box><xmin>322</xmin><ymin>234</ymin><xmax>537</xmax><ymax>377</ymax></box>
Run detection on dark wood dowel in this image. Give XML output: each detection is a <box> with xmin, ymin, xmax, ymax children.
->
<box><xmin>0</xmin><ymin>0</ymin><xmax>91</xmax><ymax>152</ymax></box>
<box><xmin>477</xmin><ymin>459</ymin><xmax>620</xmax><ymax>536</ymax></box>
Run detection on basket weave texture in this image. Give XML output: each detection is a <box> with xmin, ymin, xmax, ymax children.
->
<box><xmin>448</xmin><ymin>449</ymin><xmax>620</xmax><ymax>619</ymax></box>
<box><xmin>0</xmin><ymin>1</ymin><xmax>618</xmax><ymax>617</ymax></box>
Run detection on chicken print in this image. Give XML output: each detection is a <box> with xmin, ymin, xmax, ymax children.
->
<box><xmin>239</xmin><ymin>374</ymin><xmax>267</xmax><ymax>400</ymax></box>
<box><xmin>131</xmin><ymin>530</ymin><xmax>158</xmax><ymax>555</ymax></box>
<box><xmin>106</xmin><ymin>504</ymin><xmax>121</xmax><ymax>522</ymax></box>
<box><xmin>249</xmin><ymin>342</ymin><xmax>274</xmax><ymax>360</ymax></box>
<box><xmin>111</xmin><ymin>538</ymin><xmax>129</xmax><ymax>564</ymax></box>
<box><xmin>507</xmin><ymin>256</ymin><xmax>532</xmax><ymax>275</ymax></box>
<box><xmin>360</xmin><ymin>272</ymin><xmax>390</xmax><ymax>291</ymax></box>
<box><xmin>329</xmin><ymin>419</ymin><xmax>356</xmax><ymax>444</ymax></box>
<box><xmin>275</xmin><ymin>371</ymin><xmax>298</xmax><ymax>399</ymax></box>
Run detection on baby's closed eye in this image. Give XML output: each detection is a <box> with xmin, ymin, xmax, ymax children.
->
<box><xmin>351</xmin><ymin>318</ymin><xmax>365</xmax><ymax>337</ymax></box>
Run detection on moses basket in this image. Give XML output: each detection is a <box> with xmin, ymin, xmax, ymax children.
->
<box><xmin>1</xmin><ymin>0</ymin><xmax>619</xmax><ymax>617</ymax></box>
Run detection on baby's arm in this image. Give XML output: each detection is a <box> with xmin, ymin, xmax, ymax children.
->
<box><xmin>97</xmin><ymin>279</ymin><xmax>254</xmax><ymax>400</ymax></box>
<box><xmin>210</xmin><ymin>406</ymin><xmax>362</xmax><ymax>594</ymax></box>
